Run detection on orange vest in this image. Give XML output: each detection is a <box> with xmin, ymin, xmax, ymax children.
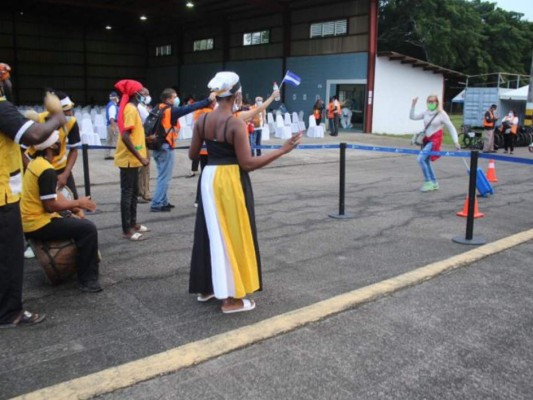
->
<box><xmin>483</xmin><ymin>110</ymin><xmax>495</xmax><ymax>128</ymax></box>
<box><xmin>313</xmin><ymin>109</ymin><xmax>321</xmax><ymax>119</ymax></box>
<box><xmin>327</xmin><ymin>102</ymin><xmax>335</xmax><ymax>119</ymax></box>
<box><xmin>159</xmin><ymin>104</ymin><xmax>180</xmax><ymax>148</ymax></box>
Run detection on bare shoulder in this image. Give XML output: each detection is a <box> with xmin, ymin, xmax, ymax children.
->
<box><xmin>229</xmin><ymin>116</ymin><xmax>246</xmax><ymax>128</ymax></box>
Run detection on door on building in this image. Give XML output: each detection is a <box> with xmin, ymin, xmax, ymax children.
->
<box><xmin>326</xmin><ymin>80</ymin><xmax>366</xmax><ymax>132</ymax></box>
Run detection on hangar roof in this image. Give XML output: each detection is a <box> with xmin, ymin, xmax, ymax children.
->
<box><xmin>6</xmin><ymin>0</ymin><xmax>352</xmax><ymax>34</ymax></box>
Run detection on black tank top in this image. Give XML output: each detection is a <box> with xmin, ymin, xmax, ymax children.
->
<box><xmin>202</xmin><ymin>114</ymin><xmax>238</xmax><ymax>166</ymax></box>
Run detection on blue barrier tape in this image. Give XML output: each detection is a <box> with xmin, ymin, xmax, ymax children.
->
<box><xmin>82</xmin><ymin>143</ymin><xmax>533</xmax><ymax>165</ymax></box>
<box><xmin>478</xmin><ymin>153</ymin><xmax>533</xmax><ymax>165</ymax></box>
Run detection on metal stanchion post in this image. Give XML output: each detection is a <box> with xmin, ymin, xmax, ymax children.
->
<box><xmin>82</xmin><ymin>143</ymin><xmax>91</xmax><ymax>198</ymax></box>
<box><xmin>81</xmin><ymin>143</ymin><xmax>100</xmax><ymax>214</ymax></box>
<box><xmin>329</xmin><ymin>142</ymin><xmax>353</xmax><ymax>219</ymax></box>
<box><xmin>453</xmin><ymin>150</ymin><xmax>486</xmax><ymax>245</ymax></box>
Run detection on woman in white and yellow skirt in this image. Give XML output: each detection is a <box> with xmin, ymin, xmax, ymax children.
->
<box><xmin>189</xmin><ymin>72</ymin><xmax>302</xmax><ymax>314</ymax></box>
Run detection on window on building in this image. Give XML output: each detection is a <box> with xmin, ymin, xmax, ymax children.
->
<box><xmin>155</xmin><ymin>44</ymin><xmax>172</xmax><ymax>56</ymax></box>
<box><xmin>193</xmin><ymin>38</ymin><xmax>214</xmax><ymax>52</ymax></box>
<box><xmin>310</xmin><ymin>19</ymin><xmax>348</xmax><ymax>38</ymax></box>
<box><xmin>243</xmin><ymin>30</ymin><xmax>270</xmax><ymax>46</ymax></box>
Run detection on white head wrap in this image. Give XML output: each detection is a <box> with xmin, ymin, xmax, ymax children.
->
<box><xmin>34</xmin><ymin>130</ymin><xmax>60</xmax><ymax>151</ymax></box>
<box><xmin>208</xmin><ymin>72</ymin><xmax>241</xmax><ymax>97</ymax></box>
<box><xmin>59</xmin><ymin>96</ymin><xmax>74</xmax><ymax>110</ymax></box>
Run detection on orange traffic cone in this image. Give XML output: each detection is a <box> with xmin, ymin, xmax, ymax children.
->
<box><xmin>456</xmin><ymin>196</ymin><xmax>485</xmax><ymax>218</ymax></box>
<box><xmin>486</xmin><ymin>159</ymin><xmax>498</xmax><ymax>183</ymax></box>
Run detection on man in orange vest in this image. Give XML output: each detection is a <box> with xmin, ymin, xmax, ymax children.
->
<box><xmin>482</xmin><ymin>104</ymin><xmax>498</xmax><ymax>153</ymax></box>
<box><xmin>150</xmin><ymin>88</ymin><xmax>216</xmax><ymax>212</ymax></box>
<box><xmin>328</xmin><ymin>96</ymin><xmax>341</xmax><ymax>136</ymax></box>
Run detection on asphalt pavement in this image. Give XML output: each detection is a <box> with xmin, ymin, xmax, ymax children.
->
<box><xmin>1</xmin><ymin>131</ymin><xmax>532</xmax><ymax>399</ymax></box>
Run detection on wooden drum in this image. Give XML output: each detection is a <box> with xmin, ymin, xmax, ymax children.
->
<box><xmin>29</xmin><ymin>238</ymin><xmax>77</xmax><ymax>285</ymax></box>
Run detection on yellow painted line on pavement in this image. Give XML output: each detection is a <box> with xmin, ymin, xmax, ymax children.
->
<box><xmin>15</xmin><ymin>229</ymin><xmax>533</xmax><ymax>400</ymax></box>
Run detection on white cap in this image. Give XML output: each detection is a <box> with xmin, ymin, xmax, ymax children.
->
<box><xmin>34</xmin><ymin>130</ymin><xmax>60</xmax><ymax>150</ymax></box>
<box><xmin>208</xmin><ymin>72</ymin><xmax>241</xmax><ymax>98</ymax></box>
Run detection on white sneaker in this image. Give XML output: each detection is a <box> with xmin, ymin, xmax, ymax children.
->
<box><xmin>24</xmin><ymin>247</ymin><xmax>35</xmax><ymax>259</ymax></box>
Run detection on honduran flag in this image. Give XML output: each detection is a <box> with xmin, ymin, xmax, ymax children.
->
<box><xmin>282</xmin><ymin>70</ymin><xmax>302</xmax><ymax>87</ymax></box>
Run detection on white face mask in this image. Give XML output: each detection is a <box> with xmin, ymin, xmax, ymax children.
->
<box><xmin>508</xmin><ymin>112</ymin><xmax>513</xmax><ymax>118</ymax></box>
<box><xmin>66</xmin><ymin>116</ymin><xmax>73</xmax><ymax>122</ymax></box>
<box><xmin>232</xmin><ymin>103</ymin><xmax>239</xmax><ymax>112</ymax></box>
<box><xmin>144</xmin><ymin>96</ymin><xmax>151</xmax><ymax>105</ymax></box>
<box><xmin>173</xmin><ymin>97</ymin><xmax>180</xmax><ymax>107</ymax></box>
<box><xmin>256</xmin><ymin>101</ymin><xmax>263</xmax><ymax>106</ymax></box>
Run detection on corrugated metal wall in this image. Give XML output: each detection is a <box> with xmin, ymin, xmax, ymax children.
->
<box><xmin>1</xmin><ymin>14</ymin><xmax>147</xmax><ymax>105</ymax></box>
<box><xmin>286</xmin><ymin>53</ymin><xmax>368</xmax><ymax>118</ymax></box>
<box><xmin>180</xmin><ymin>63</ymin><xmax>223</xmax><ymax>100</ymax></box>
<box><xmin>2</xmin><ymin>0</ymin><xmax>370</xmax><ymax>109</ymax></box>
<box><xmin>225</xmin><ymin>59</ymin><xmax>284</xmax><ymax>103</ymax></box>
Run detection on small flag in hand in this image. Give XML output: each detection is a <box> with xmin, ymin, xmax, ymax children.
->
<box><xmin>282</xmin><ymin>70</ymin><xmax>301</xmax><ymax>87</ymax></box>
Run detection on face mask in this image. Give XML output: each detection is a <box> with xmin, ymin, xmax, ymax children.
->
<box><xmin>508</xmin><ymin>112</ymin><xmax>513</xmax><ymax>117</ymax></box>
<box><xmin>427</xmin><ymin>103</ymin><xmax>437</xmax><ymax>111</ymax></box>
<box><xmin>66</xmin><ymin>116</ymin><xmax>73</xmax><ymax>122</ymax></box>
<box><xmin>256</xmin><ymin>101</ymin><xmax>263</xmax><ymax>106</ymax></box>
<box><xmin>144</xmin><ymin>96</ymin><xmax>151</xmax><ymax>105</ymax></box>
<box><xmin>173</xmin><ymin>97</ymin><xmax>180</xmax><ymax>107</ymax></box>
<box><xmin>232</xmin><ymin>103</ymin><xmax>239</xmax><ymax>112</ymax></box>
<box><xmin>136</xmin><ymin>93</ymin><xmax>145</xmax><ymax>104</ymax></box>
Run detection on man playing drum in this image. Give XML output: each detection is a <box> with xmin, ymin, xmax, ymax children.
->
<box><xmin>21</xmin><ymin>131</ymin><xmax>103</xmax><ymax>293</ymax></box>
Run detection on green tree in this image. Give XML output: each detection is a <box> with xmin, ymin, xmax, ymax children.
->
<box><xmin>378</xmin><ymin>0</ymin><xmax>533</xmax><ymax>75</ymax></box>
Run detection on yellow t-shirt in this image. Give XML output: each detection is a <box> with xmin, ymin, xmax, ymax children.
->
<box><xmin>114</xmin><ymin>103</ymin><xmax>146</xmax><ymax>168</ymax></box>
<box><xmin>25</xmin><ymin>111</ymin><xmax>79</xmax><ymax>170</ymax></box>
<box><xmin>21</xmin><ymin>157</ymin><xmax>61</xmax><ymax>233</ymax></box>
<box><xmin>0</xmin><ymin>97</ymin><xmax>33</xmax><ymax>206</ymax></box>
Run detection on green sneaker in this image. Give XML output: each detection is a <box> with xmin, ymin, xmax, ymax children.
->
<box><xmin>432</xmin><ymin>182</ymin><xmax>439</xmax><ymax>190</ymax></box>
<box><xmin>420</xmin><ymin>182</ymin><xmax>434</xmax><ymax>192</ymax></box>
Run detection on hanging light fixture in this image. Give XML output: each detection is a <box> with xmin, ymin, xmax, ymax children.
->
<box><xmin>186</xmin><ymin>1</ymin><xmax>194</xmax><ymax>8</ymax></box>
<box><xmin>140</xmin><ymin>15</ymin><xmax>148</xmax><ymax>21</ymax></box>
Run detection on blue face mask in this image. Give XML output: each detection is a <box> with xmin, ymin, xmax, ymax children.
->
<box><xmin>173</xmin><ymin>97</ymin><xmax>180</xmax><ymax>107</ymax></box>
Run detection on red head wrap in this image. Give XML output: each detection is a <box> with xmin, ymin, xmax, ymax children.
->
<box><xmin>114</xmin><ymin>79</ymin><xmax>143</xmax><ymax>133</ymax></box>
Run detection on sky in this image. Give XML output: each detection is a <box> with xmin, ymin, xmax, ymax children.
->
<box><xmin>492</xmin><ymin>0</ymin><xmax>533</xmax><ymax>21</ymax></box>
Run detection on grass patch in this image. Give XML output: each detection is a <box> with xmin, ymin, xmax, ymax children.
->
<box><xmin>374</xmin><ymin>114</ymin><xmax>464</xmax><ymax>146</ymax></box>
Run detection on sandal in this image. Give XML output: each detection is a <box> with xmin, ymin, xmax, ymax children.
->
<box><xmin>197</xmin><ymin>293</ymin><xmax>216</xmax><ymax>302</ymax></box>
<box><xmin>222</xmin><ymin>299</ymin><xmax>256</xmax><ymax>314</ymax></box>
<box><xmin>123</xmin><ymin>232</ymin><xmax>146</xmax><ymax>241</ymax></box>
<box><xmin>0</xmin><ymin>310</ymin><xmax>46</xmax><ymax>329</ymax></box>
<box><xmin>132</xmin><ymin>224</ymin><xmax>151</xmax><ymax>233</ymax></box>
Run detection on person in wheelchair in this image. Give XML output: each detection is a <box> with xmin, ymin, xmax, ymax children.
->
<box><xmin>21</xmin><ymin>131</ymin><xmax>102</xmax><ymax>293</ymax></box>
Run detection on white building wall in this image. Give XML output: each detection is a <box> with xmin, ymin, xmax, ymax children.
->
<box><xmin>372</xmin><ymin>58</ymin><xmax>444</xmax><ymax>134</ymax></box>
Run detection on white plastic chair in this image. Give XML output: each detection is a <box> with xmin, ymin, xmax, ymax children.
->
<box><xmin>261</xmin><ymin>124</ymin><xmax>270</xmax><ymax>141</ymax></box>
<box><xmin>81</xmin><ymin>132</ymin><xmax>101</xmax><ymax>146</ymax></box>
<box><xmin>292</xmin><ymin>112</ymin><xmax>305</xmax><ymax>132</ymax></box>
<box><xmin>267</xmin><ymin>113</ymin><xmax>275</xmax><ymax>136</ymax></box>
<box><xmin>275</xmin><ymin>114</ymin><xmax>292</xmax><ymax>139</ymax></box>
<box><xmin>306</xmin><ymin>115</ymin><xmax>324</xmax><ymax>138</ymax></box>
<box><xmin>93</xmin><ymin>114</ymin><xmax>107</xmax><ymax>140</ymax></box>
<box><xmin>185</xmin><ymin>113</ymin><xmax>194</xmax><ymax>131</ymax></box>
<box><xmin>81</xmin><ymin>117</ymin><xmax>95</xmax><ymax>134</ymax></box>
<box><xmin>178</xmin><ymin>116</ymin><xmax>193</xmax><ymax>139</ymax></box>
<box><xmin>285</xmin><ymin>113</ymin><xmax>299</xmax><ymax>134</ymax></box>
